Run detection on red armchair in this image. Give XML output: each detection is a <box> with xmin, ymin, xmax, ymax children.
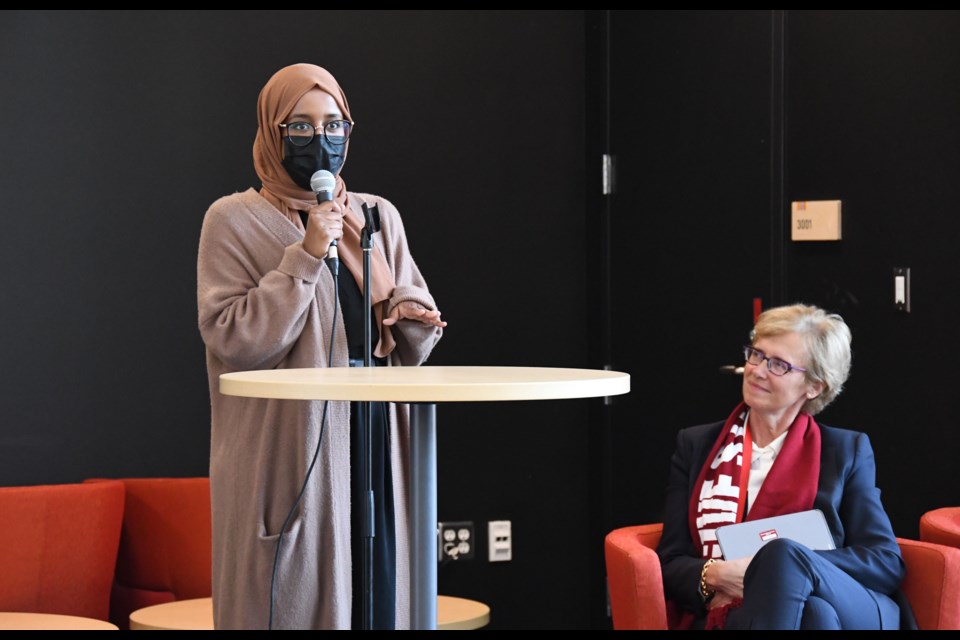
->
<box><xmin>920</xmin><ymin>507</ymin><xmax>960</xmax><ymax>549</ymax></box>
<box><xmin>604</xmin><ymin>524</ymin><xmax>673</xmax><ymax>630</ymax></box>
<box><xmin>0</xmin><ymin>481</ymin><xmax>125</xmax><ymax>621</ymax></box>
<box><xmin>605</xmin><ymin>523</ymin><xmax>960</xmax><ymax>630</ymax></box>
<box><xmin>87</xmin><ymin>477</ymin><xmax>212</xmax><ymax>629</ymax></box>
<box><xmin>897</xmin><ymin>537</ymin><xmax>960</xmax><ymax>630</ymax></box>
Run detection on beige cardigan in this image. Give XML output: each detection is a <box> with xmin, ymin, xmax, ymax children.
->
<box><xmin>197</xmin><ymin>188</ymin><xmax>442</xmax><ymax>629</ymax></box>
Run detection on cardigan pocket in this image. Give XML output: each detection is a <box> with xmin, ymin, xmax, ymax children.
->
<box><xmin>258</xmin><ymin>508</ymin><xmax>306</xmax><ymax>541</ymax></box>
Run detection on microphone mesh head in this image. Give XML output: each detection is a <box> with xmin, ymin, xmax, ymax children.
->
<box><xmin>310</xmin><ymin>170</ymin><xmax>336</xmax><ymax>193</ymax></box>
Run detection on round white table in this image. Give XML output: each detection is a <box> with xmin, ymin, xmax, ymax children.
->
<box><xmin>220</xmin><ymin>366</ymin><xmax>630</xmax><ymax>629</ymax></box>
<box><xmin>129</xmin><ymin>595</ymin><xmax>489</xmax><ymax>630</ymax></box>
<box><xmin>0</xmin><ymin>612</ymin><xmax>118</xmax><ymax>630</ymax></box>
<box><xmin>437</xmin><ymin>595</ymin><xmax>490</xmax><ymax>630</ymax></box>
<box><xmin>130</xmin><ymin>598</ymin><xmax>212</xmax><ymax>631</ymax></box>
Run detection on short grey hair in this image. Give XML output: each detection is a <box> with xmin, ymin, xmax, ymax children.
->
<box><xmin>750</xmin><ymin>304</ymin><xmax>852</xmax><ymax>415</ymax></box>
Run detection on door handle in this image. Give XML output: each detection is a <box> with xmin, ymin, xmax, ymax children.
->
<box><xmin>719</xmin><ymin>365</ymin><xmax>744</xmax><ymax>375</ymax></box>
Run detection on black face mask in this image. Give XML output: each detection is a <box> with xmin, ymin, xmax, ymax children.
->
<box><xmin>281</xmin><ymin>136</ymin><xmax>346</xmax><ymax>190</ymax></box>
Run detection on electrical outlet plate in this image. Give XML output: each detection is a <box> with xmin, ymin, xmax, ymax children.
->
<box><xmin>488</xmin><ymin>520</ymin><xmax>512</xmax><ymax>562</ymax></box>
<box><xmin>438</xmin><ymin>521</ymin><xmax>474</xmax><ymax>562</ymax></box>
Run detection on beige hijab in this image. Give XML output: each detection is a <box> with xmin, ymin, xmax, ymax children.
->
<box><xmin>253</xmin><ymin>63</ymin><xmax>397</xmax><ymax>354</ymax></box>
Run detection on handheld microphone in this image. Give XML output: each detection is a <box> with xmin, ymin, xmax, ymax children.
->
<box><xmin>309</xmin><ymin>170</ymin><xmax>339</xmax><ymax>265</ymax></box>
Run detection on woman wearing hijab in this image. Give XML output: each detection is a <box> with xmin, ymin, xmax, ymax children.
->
<box><xmin>656</xmin><ymin>304</ymin><xmax>905</xmax><ymax>629</ymax></box>
<box><xmin>197</xmin><ymin>63</ymin><xmax>445</xmax><ymax>630</ymax></box>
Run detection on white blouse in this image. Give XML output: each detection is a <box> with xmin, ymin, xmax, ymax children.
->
<box><xmin>746</xmin><ymin>428</ymin><xmax>789</xmax><ymax>515</ymax></box>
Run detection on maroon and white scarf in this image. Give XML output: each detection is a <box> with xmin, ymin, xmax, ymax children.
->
<box><xmin>687</xmin><ymin>401</ymin><xmax>821</xmax><ymax>627</ymax></box>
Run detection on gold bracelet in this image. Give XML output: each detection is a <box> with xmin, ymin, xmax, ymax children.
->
<box><xmin>700</xmin><ymin>558</ymin><xmax>718</xmax><ymax>599</ymax></box>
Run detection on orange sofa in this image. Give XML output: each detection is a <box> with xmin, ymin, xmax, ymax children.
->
<box><xmin>0</xmin><ymin>481</ymin><xmax>125</xmax><ymax>621</ymax></box>
<box><xmin>87</xmin><ymin>477</ymin><xmax>212</xmax><ymax>629</ymax></box>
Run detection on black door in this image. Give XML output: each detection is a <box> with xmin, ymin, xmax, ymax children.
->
<box><xmin>603</xmin><ymin>7</ymin><xmax>776</xmax><ymax>529</ymax></box>
<box><xmin>589</xmin><ymin>10</ymin><xmax>781</xmax><ymax>627</ymax></box>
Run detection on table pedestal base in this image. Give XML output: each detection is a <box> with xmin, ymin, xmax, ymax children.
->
<box><xmin>410</xmin><ymin>403</ymin><xmax>437</xmax><ymax>630</ymax></box>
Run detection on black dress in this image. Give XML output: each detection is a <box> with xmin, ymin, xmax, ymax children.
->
<box><xmin>299</xmin><ymin>213</ymin><xmax>395</xmax><ymax>629</ymax></box>
<box><xmin>337</xmin><ymin>254</ymin><xmax>396</xmax><ymax>631</ymax></box>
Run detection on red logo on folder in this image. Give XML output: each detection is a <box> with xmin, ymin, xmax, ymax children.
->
<box><xmin>759</xmin><ymin>529</ymin><xmax>779</xmax><ymax>542</ymax></box>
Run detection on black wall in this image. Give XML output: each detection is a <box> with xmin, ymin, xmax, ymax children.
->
<box><xmin>0</xmin><ymin>10</ymin><xmax>587</xmax><ymax>630</ymax></box>
<box><xmin>784</xmin><ymin>10</ymin><xmax>960</xmax><ymax>535</ymax></box>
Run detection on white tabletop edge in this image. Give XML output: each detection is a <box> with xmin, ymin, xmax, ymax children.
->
<box><xmin>220</xmin><ymin>366</ymin><xmax>630</xmax><ymax>403</ymax></box>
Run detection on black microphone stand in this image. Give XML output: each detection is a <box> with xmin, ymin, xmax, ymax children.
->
<box><xmin>360</xmin><ymin>203</ymin><xmax>381</xmax><ymax>630</ymax></box>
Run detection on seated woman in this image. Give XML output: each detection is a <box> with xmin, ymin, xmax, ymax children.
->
<box><xmin>656</xmin><ymin>304</ymin><xmax>904</xmax><ymax>629</ymax></box>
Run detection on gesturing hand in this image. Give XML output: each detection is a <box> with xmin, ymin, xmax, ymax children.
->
<box><xmin>382</xmin><ymin>301</ymin><xmax>447</xmax><ymax>328</ymax></box>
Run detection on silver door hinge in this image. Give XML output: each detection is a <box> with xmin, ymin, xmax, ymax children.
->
<box><xmin>603</xmin><ymin>363</ymin><xmax>613</xmax><ymax>405</ymax></box>
<box><xmin>602</xmin><ymin>154</ymin><xmax>616</xmax><ymax>195</ymax></box>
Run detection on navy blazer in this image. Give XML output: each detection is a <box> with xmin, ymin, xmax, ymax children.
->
<box><xmin>656</xmin><ymin>421</ymin><xmax>906</xmax><ymax>628</ymax></box>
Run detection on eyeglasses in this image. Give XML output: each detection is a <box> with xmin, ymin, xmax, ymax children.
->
<box><xmin>743</xmin><ymin>345</ymin><xmax>807</xmax><ymax>377</ymax></box>
<box><xmin>279</xmin><ymin>119</ymin><xmax>354</xmax><ymax>147</ymax></box>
